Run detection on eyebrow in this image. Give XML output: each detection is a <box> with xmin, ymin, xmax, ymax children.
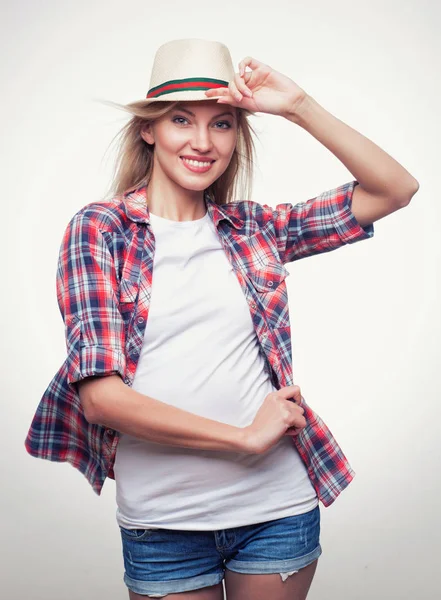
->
<box><xmin>175</xmin><ymin>106</ymin><xmax>235</xmax><ymax>120</ymax></box>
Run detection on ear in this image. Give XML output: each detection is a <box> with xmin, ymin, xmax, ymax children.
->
<box><xmin>140</xmin><ymin>123</ymin><xmax>155</xmax><ymax>145</ymax></box>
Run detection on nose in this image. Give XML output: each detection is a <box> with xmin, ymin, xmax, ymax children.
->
<box><xmin>190</xmin><ymin>125</ymin><xmax>214</xmax><ymax>153</ymax></box>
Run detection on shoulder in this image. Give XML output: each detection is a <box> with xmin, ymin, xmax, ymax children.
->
<box><xmin>65</xmin><ymin>195</ymin><xmax>134</xmax><ymax>236</ymax></box>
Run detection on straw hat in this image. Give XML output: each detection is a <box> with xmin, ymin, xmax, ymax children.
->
<box><xmin>140</xmin><ymin>38</ymin><xmax>236</xmax><ymax>103</ymax></box>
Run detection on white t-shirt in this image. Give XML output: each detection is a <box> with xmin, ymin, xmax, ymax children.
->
<box><xmin>114</xmin><ymin>209</ymin><xmax>318</xmax><ymax>530</ymax></box>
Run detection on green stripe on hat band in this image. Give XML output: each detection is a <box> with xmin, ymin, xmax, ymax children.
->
<box><xmin>147</xmin><ymin>77</ymin><xmax>228</xmax><ymax>98</ymax></box>
<box><xmin>148</xmin><ymin>77</ymin><xmax>228</xmax><ymax>93</ymax></box>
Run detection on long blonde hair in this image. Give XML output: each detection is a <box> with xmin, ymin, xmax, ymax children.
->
<box><xmin>100</xmin><ymin>99</ymin><xmax>258</xmax><ymax>206</ymax></box>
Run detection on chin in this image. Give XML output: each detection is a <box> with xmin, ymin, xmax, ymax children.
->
<box><xmin>178</xmin><ymin>177</ymin><xmax>217</xmax><ymax>192</ymax></box>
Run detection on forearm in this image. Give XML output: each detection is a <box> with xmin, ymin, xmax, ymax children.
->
<box><xmin>85</xmin><ymin>375</ymin><xmax>248</xmax><ymax>452</ymax></box>
<box><xmin>286</xmin><ymin>94</ymin><xmax>419</xmax><ymax>202</ymax></box>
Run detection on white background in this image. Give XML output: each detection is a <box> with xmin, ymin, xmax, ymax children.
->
<box><xmin>3</xmin><ymin>0</ymin><xmax>440</xmax><ymax>598</ymax></box>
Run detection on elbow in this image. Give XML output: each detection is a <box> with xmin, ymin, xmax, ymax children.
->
<box><xmin>77</xmin><ymin>378</ymin><xmax>101</xmax><ymax>424</ymax></box>
<box><xmin>399</xmin><ymin>178</ymin><xmax>420</xmax><ymax>207</ymax></box>
<box><xmin>77</xmin><ymin>373</ymin><xmax>125</xmax><ymax>424</ymax></box>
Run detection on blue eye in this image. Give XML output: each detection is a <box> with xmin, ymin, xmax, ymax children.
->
<box><xmin>172</xmin><ymin>116</ymin><xmax>189</xmax><ymax>125</ymax></box>
<box><xmin>172</xmin><ymin>116</ymin><xmax>232</xmax><ymax>129</ymax></box>
<box><xmin>215</xmin><ymin>121</ymin><xmax>232</xmax><ymax>129</ymax></box>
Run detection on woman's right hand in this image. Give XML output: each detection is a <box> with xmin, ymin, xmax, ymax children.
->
<box><xmin>242</xmin><ymin>385</ymin><xmax>306</xmax><ymax>454</ymax></box>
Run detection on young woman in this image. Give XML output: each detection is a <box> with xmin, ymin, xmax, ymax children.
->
<box><xmin>25</xmin><ymin>39</ymin><xmax>419</xmax><ymax>599</ymax></box>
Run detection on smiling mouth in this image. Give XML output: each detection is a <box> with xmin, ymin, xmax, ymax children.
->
<box><xmin>180</xmin><ymin>157</ymin><xmax>215</xmax><ymax>172</ymax></box>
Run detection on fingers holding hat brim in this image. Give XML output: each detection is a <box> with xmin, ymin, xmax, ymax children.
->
<box><xmin>204</xmin><ymin>87</ymin><xmax>239</xmax><ymax>106</ymax></box>
<box><xmin>205</xmin><ymin>88</ymin><xmax>256</xmax><ymax>111</ymax></box>
<box><xmin>206</xmin><ymin>73</ymin><xmax>252</xmax><ymax>103</ymax></box>
<box><xmin>205</xmin><ymin>88</ymin><xmax>229</xmax><ymax>98</ymax></box>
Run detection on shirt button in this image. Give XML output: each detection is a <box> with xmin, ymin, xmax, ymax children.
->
<box><xmin>106</xmin><ymin>429</ymin><xmax>114</xmax><ymax>435</ymax></box>
<box><xmin>267</xmin><ymin>281</ymin><xmax>274</xmax><ymax>287</ymax></box>
<box><xmin>251</xmin><ymin>303</ymin><xmax>257</xmax><ymax>309</ymax></box>
<box><xmin>137</xmin><ymin>316</ymin><xmax>144</xmax><ymax>323</ymax></box>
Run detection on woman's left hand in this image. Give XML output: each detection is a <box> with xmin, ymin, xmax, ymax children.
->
<box><xmin>205</xmin><ymin>57</ymin><xmax>307</xmax><ymax>119</ymax></box>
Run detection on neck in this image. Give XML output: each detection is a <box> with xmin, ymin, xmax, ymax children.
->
<box><xmin>146</xmin><ymin>172</ymin><xmax>207</xmax><ymax>222</ymax></box>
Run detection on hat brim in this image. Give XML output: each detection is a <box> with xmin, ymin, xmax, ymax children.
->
<box><xmin>129</xmin><ymin>92</ymin><xmax>258</xmax><ymax>116</ymax></box>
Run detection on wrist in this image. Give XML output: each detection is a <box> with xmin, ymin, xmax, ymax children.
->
<box><xmin>284</xmin><ymin>93</ymin><xmax>314</xmax><ymax>125</ymax></box>
<box><xmin>236</xmin><ymin>426</ymin><xmax>256</xmax><ymax>454</ymax></box>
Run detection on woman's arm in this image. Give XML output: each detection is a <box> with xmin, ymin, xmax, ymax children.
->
<box><xmin>207</xmin><ymin>56</ymin><xmax>420</xmax><ymax>224</ymax></box>
<box><xmin>78</xmin><ymin>374</ymin><xmax>248</xmax><ymax>452</ymax></box>
<box><xmin>285</xmin><ymin>94</ymin><xmax>419</xmax><ymax>224</ymax></box>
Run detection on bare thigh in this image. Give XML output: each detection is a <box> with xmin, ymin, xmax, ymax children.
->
<box><xmin>224</xmin><ymin>558</ymin><xmax>319</xmax><ymax>600</ymax></box>
<box><xmin>128</xmin><ymin>582</ymin><xmax>224</xmax><ymax>600</ymax></box>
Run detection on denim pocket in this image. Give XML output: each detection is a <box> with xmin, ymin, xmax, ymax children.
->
<box><xmin>119</xmin><ymin>526</ymin><xmax>154</xmax><ymax>541</ymax></box>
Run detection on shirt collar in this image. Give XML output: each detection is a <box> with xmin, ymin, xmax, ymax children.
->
<box><xmin>123</xmin><ymin>186</ymin><xmax>244</xmax><ymax>230</ymax></box>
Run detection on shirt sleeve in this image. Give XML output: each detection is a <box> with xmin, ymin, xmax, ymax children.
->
<box><xmin>56</xmin><ymin>210</ymin><xmax>127</xmax><ymax>389</ymax></box>
<box><xmin>269</xmin><ymin>180</ymin><xmax>375</xmax><ymax>264</ymax></box>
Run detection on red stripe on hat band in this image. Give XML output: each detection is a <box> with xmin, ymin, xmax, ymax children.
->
<box><xmin>147</xmin><ymin>79</ymin><xmax>227</xmax><ymax>99</ymax></box>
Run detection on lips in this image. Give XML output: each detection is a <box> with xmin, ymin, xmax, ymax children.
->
<box><xmin>180</xmin><ymin>155</ymin><xmax>216</xmax><ymax>162</ymax></box>
<box><xmin>180</xmin><ymin>157</ymin><xmax>215</xmax><ymax>173</ymax></box>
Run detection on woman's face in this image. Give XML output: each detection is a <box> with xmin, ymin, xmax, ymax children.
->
<box><xmin>141</xmin><ymin>100</ymin><xmax>238</xmax><ymax>193</ymax></box>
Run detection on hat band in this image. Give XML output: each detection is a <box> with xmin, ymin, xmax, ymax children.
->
<box><xmin>147</xmin><ymin>77</ymin><xmax>228</xmax><ymax>98</ymax></box>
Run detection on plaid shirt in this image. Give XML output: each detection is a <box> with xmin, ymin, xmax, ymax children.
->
<box><xmin>24</xmin><ymin>180</ymin><xmax>374</xmax><ymax>507</ymax></box>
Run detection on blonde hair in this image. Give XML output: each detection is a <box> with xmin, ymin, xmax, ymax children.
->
<box><xmin>100</xmin><ymin>99</ymin><xmax>258</xmax><ymax>206</ymax></box>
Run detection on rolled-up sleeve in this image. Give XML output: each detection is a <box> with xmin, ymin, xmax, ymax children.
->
<box><xmin>56</xmin><ymin>210</ymin><xmax>127</xmax><ymax>389</ymax></box>
<box><xmin>270</xmin><ymin>180</ymin><xmax>375</xmax><ymax>264</ymax></box>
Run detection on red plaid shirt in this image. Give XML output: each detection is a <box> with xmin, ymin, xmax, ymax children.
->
<box><xmin>25</xmin><ymin>180</ymin><xmax>374</xmax><ymax>507</ymax></box>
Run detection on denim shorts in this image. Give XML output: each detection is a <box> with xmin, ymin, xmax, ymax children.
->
<box><xmin>119</xmin><ymin>505</ymin><xmax>322</xmax><ymax>597</ymax></box>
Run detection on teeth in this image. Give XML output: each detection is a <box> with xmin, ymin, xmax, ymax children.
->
<box><xmin>182</xmin><ymin>158</ymin><xmax>212</xmax><ymax>167</ymax></box>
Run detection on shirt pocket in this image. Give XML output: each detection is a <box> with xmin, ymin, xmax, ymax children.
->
<box><xmin>233</xmin><ymin>221</ymin><xmax>281</xmax><ymax>272</ymax></box>
<box><xmin>247</xmin><ymin>260</ymin><xmax>291</xmax><ymax>330</ymax></box>
<box><xmin>248</xmin><ymin>260</ymin><xmax>290</xmax><ymax>293</ymax></box>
